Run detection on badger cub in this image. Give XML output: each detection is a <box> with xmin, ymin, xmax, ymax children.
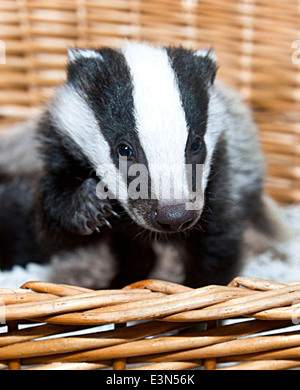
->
<box><xmin>1</xmin><ymin>43</ymin><xmax>277</xmax><ymax>288</ymax></box>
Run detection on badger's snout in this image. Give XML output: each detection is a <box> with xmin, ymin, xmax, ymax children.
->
<box><xmin>151</xmin><ymin>203</ymin><xmax>198</xmax><ymax>232</ymax></box>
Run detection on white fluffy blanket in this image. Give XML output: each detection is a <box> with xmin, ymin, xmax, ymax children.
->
<box><xmin>1</xmin><ymin>205</ymin><xmax>299</xmax><ymax>289</ymax></box>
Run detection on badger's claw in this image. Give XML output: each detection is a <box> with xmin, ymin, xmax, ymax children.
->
<box><xmin>105</xmin><ymin>207</ymin><xmax>121</xmax><ymax>218</ymax></box>
<box><xmin>68</xmin><ymin>178</ymin><xmax>118</xmax><ymax>236</ymax></box>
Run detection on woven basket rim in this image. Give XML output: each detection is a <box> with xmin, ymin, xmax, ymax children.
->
<box><xmin>1</xmin><ymin>276</ymin><xmax>300</xmax><ymax>370</ymax></box>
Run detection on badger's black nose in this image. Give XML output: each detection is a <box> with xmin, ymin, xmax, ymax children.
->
<box><xmin>152</xmin><ymin>203</ymin><xmax>197</xmax><ymax>232</ymax></box>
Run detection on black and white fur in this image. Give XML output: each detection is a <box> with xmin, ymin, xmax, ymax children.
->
<box><xmin>0</xmin><ymin>42</ymin><xmax>282</xmax><ymax>288</ymax></box>
<box><xmin>0</xmin><ymin>122</ymin><xmax>50</xmax><ymax>269</ymax></box>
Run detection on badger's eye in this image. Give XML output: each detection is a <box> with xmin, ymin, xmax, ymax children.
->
<box><xmin>191</xmin><ymin>137</ymin><xmax>202</xmax><ymax>152</ymax></box>
<box><xmin>117</xmin><ymin>143</ymin><xmax>133</xmax><ymax>158</ymax></box>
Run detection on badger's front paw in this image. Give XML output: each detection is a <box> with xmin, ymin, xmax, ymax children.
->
<box><xmin>67</xmin><ymin>178</ymin><xmax>119</xmax><ymax>236</ymax></box>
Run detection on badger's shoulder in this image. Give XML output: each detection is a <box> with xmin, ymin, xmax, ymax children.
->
<box><xmin>202</xmin><ymin>80</ymin><xmax>267</xmax><ymax>225</ymax></box>
<box><xmin>0</xmin><ymin>119</ymin><xmax>44</xmax><ymax>178</ymax></box>
<box><xmin>213</xmin><ymin>81</ymin><xmax>252</xmax><ymax>118</ymax></box>
<box><xmin>209</xmin><ymin>80</ymin><xmax>265</xmax><ymax>177</ymax></box>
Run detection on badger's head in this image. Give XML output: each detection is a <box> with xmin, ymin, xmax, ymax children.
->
<box><xmin>51</xmin><ymin>43</ymin><xmax>219</xmax><ymax>234</ymax></box>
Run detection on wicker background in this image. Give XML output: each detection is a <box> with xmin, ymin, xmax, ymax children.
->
<box><xmin>0</xmin><ymin>0</ymin><xmax>299</xmax><ymax>204</ymax></box>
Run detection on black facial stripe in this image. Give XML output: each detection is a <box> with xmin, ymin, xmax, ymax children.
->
<box><xmin>67</xmin><ymin>48</ymin><xmax>137</xmax><ymax>155</ymax></box>
<box><xmin>66</xmin><ymin>48</ymin><xmax>152</xmax><ymax>203</ymax></box>
<box><xmin>166</xmin><ymin>47</ymin><xmax>215</xmax><ymax>132</ymax></box>
<box><xmin>166</xmin><ymin>46</ymin><xmax>217</xmax><ymax>196</ymax></box>
<box><xmin>166</xmin><ymin>46</ymin><xmax>216</xmax><ymax>175</ymax></box>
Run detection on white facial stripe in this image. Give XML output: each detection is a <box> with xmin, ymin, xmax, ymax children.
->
<box><xmin>51</xmin><ymin>85</ymin><xmax>129</xmax><ymax>201</ymax></box>
<box><xmin>51</xmin><ymin>85</ymin><xmax>111</xmax><ymax>169</ymax></box>
<box><xmin>122</xmin><ymin>43</ymin><xmax>189</xmax><ymax>202</ymax></box>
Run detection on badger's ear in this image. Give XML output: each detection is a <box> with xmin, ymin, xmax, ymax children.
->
<box><xmin>194</xmin><ymin>49</ymin><xmax>217</xmax><ymax>62</ymax></box>
<box><xmin>194</xmin><ymin>49</ymin><xmax>218</xmax><ymax>85</ymax></box>
<box><xmin>67</xmin><ymin>47</ymin><xmax>103</xmax><ymax>62</ymax></box>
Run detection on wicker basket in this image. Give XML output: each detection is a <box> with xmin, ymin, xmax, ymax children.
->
<box><xmin>1</xmin><ymin>277</ymin><xmax>300</xmax><ymax>370</ymax></box>
<box><xmin>0</xmin><ymin>0</ymin><xmax>300</xmax><ymax>371</ymax></box>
